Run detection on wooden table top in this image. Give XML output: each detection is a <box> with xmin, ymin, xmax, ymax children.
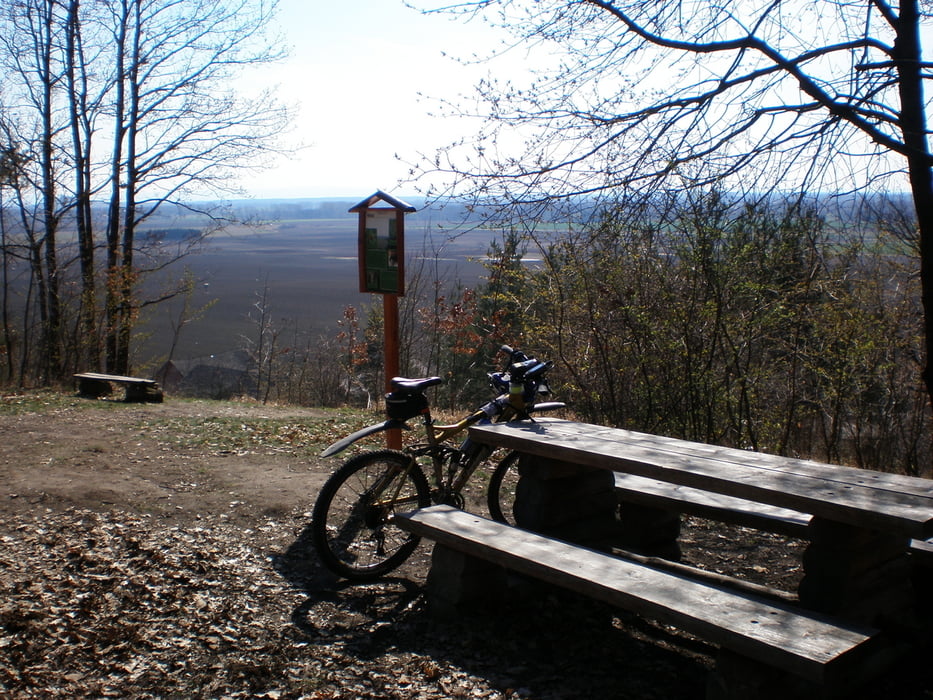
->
<box><xmin>469</xmin><ymin>418</ymin><xmax>933</xmax><ymax>539</ymax></box>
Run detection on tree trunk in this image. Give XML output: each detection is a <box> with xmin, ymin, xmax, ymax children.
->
<box><xmin>66</xmin><ymin>0</ymin><xmax>98</xmax><ymax>372</ymax></box>
<box><xmin>38</xmin><ymin>0</ymin><xmax>61</xmax><ymax>381</ymax></box>
<box><xmin>0</xmin><ymin>193</ymin><xmax>13</xmax><ymax>382</ymax></box>
<box><xmin>895</xmin><ymin>0</ymin><xmax>933</xmax><ymax>409</ymax></box>
<box><xmin>105</xmin><ymin>0</ymin><xmax>127</xmax><ymax>374</ymax></box>
<box><xmin>114</xmin><ymin>0</ymin><xmax>142</xmax><ymax>377</ymax></box>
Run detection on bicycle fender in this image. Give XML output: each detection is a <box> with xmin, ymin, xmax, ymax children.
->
<box><xmin>531</xmin><ymin>401</ymin><xmax>567</xmax><ymax>413</ymax></box>
<box><xmin>320</xmin><ymin>419</ymin><xmax>410</xmax><ymax>457</ymax></box>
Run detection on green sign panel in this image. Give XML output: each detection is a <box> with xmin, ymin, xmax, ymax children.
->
<box><xmin>351</xmin><ymin>191</ymin><xmax>413</xmax><ymax>297</ymax></box>
<box><xmin>360</xmin><ymin>209</ymin><xmax>403</xmax><ymax>295</ymax></box>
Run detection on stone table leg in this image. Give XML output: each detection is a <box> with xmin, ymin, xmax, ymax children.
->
<box><xmin>798</xmin><ymin>517</ymin><xmax>915</xmax><ymax>630</ymax></box>
<box><xmin>422</xmin><ymin>453</ymin><xmax>620</xmax><ymax>612</ymax></box>
<box><xmin>509</xmin><ymin>454</ymin><xmax>620</xmax><ymax>549</ymax></box>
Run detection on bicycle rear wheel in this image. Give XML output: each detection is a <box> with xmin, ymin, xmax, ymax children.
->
<box><xmin>311</xmin><ymin>450</ymin><xmax>431</xmax><ymax>580</ymax></box>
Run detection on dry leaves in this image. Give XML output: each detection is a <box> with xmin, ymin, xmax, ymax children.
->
<box><xmin>1</xmin><ymin>509</ymin><xmax>299</xmax><ymax>698</ymax></box>
<box><xmin>0</xmin><ymin>505</ymin><xmax>711</xmax><ymax>699</ymax></box>
<box><xmin>3</xmin><ymin>506</ymin><xmax>931</xmax><ymax>699</ymax></box>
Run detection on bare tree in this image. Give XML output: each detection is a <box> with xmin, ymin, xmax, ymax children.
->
<box><xmin>0</xmin><ymin>0</ymin><xmax>290</xmax><ymax>382</ymax></box>
<box><xmin>163</xmin><ymin>268</ymin><xmax>217</xmax><ymax>367</ymax></box>
<box><xmin>100</xmin><ymin>0</ymin><xmax>290</xmax><ymax>374</ymax></box>
<box><xmin>0</xmin><ymin>141</ymin><xmax>26</xmax><ymax>382</ymax></box>
<box><xmin>64</xmin><ymin>0</ymin><xmax>103</xmax><ymax>371</ymax></box>
<box><xmin>413</xmin><ymin>0</ymin><xmax>933</xmax><ymax>404</ymax></box>
<box><xmin>0</xmin><ymin>0</ymin><xmax>72</xmax><ymax>382</ymax></box>
<box><xmin>244</xmin><ymin>279</ymin><xmax>282</xmax><ymax>404</ymax></box>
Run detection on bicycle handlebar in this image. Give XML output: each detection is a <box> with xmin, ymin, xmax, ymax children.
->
<box><xmin>500</xmin><ymin>344</ymin><xmax>528</xmax><ymax>364</ymax></box>
<box><xmin>487</xmin><ymin>345</ymin><xmax>556</xmax><ymax>409</ymax></box>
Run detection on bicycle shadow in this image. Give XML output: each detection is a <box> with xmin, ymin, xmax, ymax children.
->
<box><xmin>271</xmin><ymin>520</ymin><xmax>710</xmax><ymax>698</ymax></box>
<box><xmin>271</xmin><ymin>518</ymin><xmax>424</xmax><ymax>643</ymax></box>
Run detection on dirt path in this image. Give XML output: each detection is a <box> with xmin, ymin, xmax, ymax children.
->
<box><xmin>0</xmin><ymin>397</ymin><xmax>334</xmax><ymax>523</ymax></box>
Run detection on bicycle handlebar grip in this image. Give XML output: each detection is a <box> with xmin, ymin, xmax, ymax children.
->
<box><xmin>501</xmin><ymin>344</ymin><xmax>529</xmax><ymax>364</ymax></box>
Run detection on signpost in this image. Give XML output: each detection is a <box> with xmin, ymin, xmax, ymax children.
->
<box><xmin>349</xmin><ymin>191</ymin><xmax>416</xmax><ymax>449</ymax></box>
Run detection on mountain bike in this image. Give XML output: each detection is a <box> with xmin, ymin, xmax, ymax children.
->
<box><xmin>310</xmin><ymin>345</ymin><xmax>565</xmax><ymax>580</ymax></box>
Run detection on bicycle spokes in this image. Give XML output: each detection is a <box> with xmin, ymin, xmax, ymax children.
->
<box><xmin>311</xmin><ymin>451</ymin><xmax>431</xmax><ymax>579</ymax></box>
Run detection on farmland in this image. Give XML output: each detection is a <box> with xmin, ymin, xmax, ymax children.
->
<box><xmin>135</xmin><ymin>206</ymin><xmax>496</xmax><ymax>369</ymax></box>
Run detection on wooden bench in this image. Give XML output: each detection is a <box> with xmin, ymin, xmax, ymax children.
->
<box><xmin>612</xmin><ymin>471</ymin><xmax>933</xmax><ymax>564</ymax></box>
<box><xmin>74</xmin><ymin>372</ymin><xmax>164</xmax><ymax>403</ymax></box>
<box><xmin>396</xmin><ymin>504</ymin><xmax>881</xmax><ymax>691</ymax></box>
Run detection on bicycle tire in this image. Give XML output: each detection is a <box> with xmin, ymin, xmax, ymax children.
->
<box><xmin>487</xmin><ymin>450</ymin><xmax>522</xmax><ymax>525</ymax></box>
<box><xmin>311</xmin><ymin>449</ymin><xmax>431</xmax><ymax>580</ymax></box>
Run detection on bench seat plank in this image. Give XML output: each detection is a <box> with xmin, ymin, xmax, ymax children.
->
<box><xmin>396</xmin><ymin>505</ymin><xmax>878</xmax><ymax>684</ymax></box>
<box><xmin>613</xmin><ymin>472</ymin><xmax>813</xmax><ymax>538</ymax></box>
<box><xmin>74</xmin><ymin>372</ymin><xmax>157</xmax><ymax>385</ymax></box>
<box><xmin>469</xmin><ymin>419</ymin><xmax>933</xmax><ymax>539</ymax></box>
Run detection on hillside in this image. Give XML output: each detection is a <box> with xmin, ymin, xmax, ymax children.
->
<box><xmin>0</xmin><ymin>393</ymin><xmax>930</xmax><ymax>698</ymax></box>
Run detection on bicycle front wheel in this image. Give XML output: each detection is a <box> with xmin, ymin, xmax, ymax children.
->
<box><xmin>487</xmin><ymin>450</ymin><xmax>522</xmax><ymax>525</ymax></box>
<box><xmin>311</xmin><ymin>450</ymin><xmax>431</xmax><ymax>580</ymax></box>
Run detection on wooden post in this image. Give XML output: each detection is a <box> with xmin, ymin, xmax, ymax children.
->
<box><xmin>384</xmin><ymin>292</ymin><xmax>401</xmax><ymax>450</ymax></box>
<box><xmin>349</xmin><ymin>191</ymin><xmax>415</xmax><ymax>452</ymax></box>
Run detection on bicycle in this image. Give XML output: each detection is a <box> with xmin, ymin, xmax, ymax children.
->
<box><xmin>310</xmin><ymin>345</ymin><xmax>565</xmax><ymax>580</ymax></box>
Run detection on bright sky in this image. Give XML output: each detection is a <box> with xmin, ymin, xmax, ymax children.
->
<box><xmin>239</xmin><ymin>2</ymin><xmax>922</xmax><ymax>202</ymax></box>
<box><xmin>236</xmin><ymin>1</ymin><xmax>508</xmax><ymax>200</ymax></box>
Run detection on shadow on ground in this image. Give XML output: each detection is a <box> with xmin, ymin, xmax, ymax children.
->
<box><xmin>271</xmin><ymin>524</ymin><xmax>712</xmax><ymax>699</ymax></box>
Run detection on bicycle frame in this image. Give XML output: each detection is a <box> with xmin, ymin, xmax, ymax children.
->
<box><xmin>420</xmin><ymin>409</ymin><xmax>490</xmax><ymax>493</ymax></box>
<box><xmin>320</xmin><ymin>344</ymin><xmax>564</xmax><ymax>504</ymax></box>
<box><xmin>409</xmin><ymin>401</ymin><xmax>530</xmax><ymax>501</ymax></box>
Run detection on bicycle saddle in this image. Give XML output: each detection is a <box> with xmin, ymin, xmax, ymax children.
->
<box><xmin>390</xmin><ymin>376</ymin><xmax>443</xmax><ymax>393</ymax></box>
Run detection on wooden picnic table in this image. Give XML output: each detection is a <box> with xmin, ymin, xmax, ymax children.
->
<box><xmin>468</xmin><ymin>417</ymin><xmax>933</xmax><ymax>626</ymax></box>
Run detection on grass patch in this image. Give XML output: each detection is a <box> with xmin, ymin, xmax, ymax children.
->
<box><xmin>0</xmin><ymin>389</ymin><xmax>120</xmax><ymax>416</ymax></box>
<box><xmin>145</xmin><ymin>409</ymin><xmax>382</xmax><ymax>456</ymax></box>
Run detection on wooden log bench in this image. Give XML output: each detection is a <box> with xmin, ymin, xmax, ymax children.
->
<box><xmin>395</xmin><ymin>504</ymin><xmax>882</xmax><ymax>696</ymax></box>
<box><xmin>74</xmin><ymin>372</ymin><xmax>164</xmax><ymax>403</ymax></box>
